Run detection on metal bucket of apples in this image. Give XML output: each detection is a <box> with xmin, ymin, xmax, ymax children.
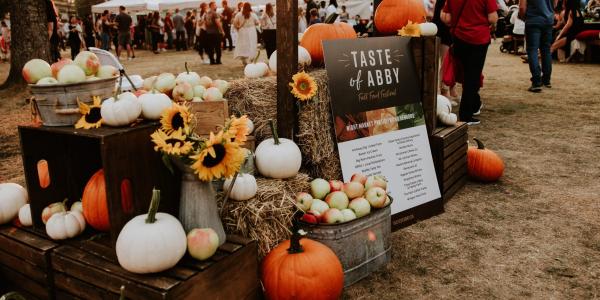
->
<box><xmin>296</xmin><ymin>173</ymin><xmax>392</xmax><ymax>287</ymax></box>
<box><xmin>23</xmin><ymin>52</ymin><xmax>118</xmax><ymax>126</ymax></box>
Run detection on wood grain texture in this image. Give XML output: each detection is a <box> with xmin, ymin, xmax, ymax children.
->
<box><xmin>276</xmin><ymin>0</ymin><xmax>299</xmax><ymax>139</ymax></box>
<box><xmin>189</xmin><ymin>100</ymin><xmax>229</xmax><ymax>135</ymax></box>
<box><xmin>0</xmin><ymin>264</ymin><xmax>50</xmax><ymax>300</ymax></box>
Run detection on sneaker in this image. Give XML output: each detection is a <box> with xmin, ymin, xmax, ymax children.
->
<box><xmin>528</xmin><ymin>85</ymin><xmax>542</xmax><ymax>93</ymax></box>
<box><xmin>127</xmin><ymin>57</ymin><xmax>132</xmax><ymax>61</ymax></box>
<box><xmin>544</xmin><ymin>83</ymin><xmax>552</xmax><ymax>88</ymax></box>
<box><xmin>464</xmin><ymin>117</ymin><xmax>480</xmax><ymax>126</ymax></box>
<box><xmin>473</xmin><ymin>103</ymin><xmax>483</xmax><ymax>116</ymax></box>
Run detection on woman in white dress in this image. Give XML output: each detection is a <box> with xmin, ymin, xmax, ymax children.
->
<box><xmin>298</xmin><ymin>7</ymin><xmax>307</xmax><ymax>33</ymax></box>
<box><xmin>233</xmin><ymin>2</ymin><xmax>259</xmax><ymax>65</ymax></box>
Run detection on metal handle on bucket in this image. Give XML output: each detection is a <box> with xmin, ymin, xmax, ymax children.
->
<box><xmin>53</xmin><ymin>99</ymin><xmax>80</xmax><ymax>115</ymax></box>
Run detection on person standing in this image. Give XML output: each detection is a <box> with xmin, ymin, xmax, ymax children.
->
<box><xmin>173</xmin><ymin>8</ymin><xmax>186</xmax><ymax>51</ymax></box>
<box><xmin>442</xmin><ymin>0</ymin><xmax>498</xmax><ymax>125</ymax></box>
<box><xmin>115</xmin><ymin>6</ymin><xmax>134</xmax><ymax>60</ymax></box>
<box><xmin>83</xmin><ymin>14</ymin><xmax>95</xmax><ymax>51</ymax></box>
<box><xmin>101</xmin><ymin>11</ymin><xmax>112</xmax><ymax>51</ymax></box>
<box><xmin>185</xmin><ymin>11</ymin><xmax>195</xmax><ymax>49</ymax></box>
<box><xmin>326</xmin><ymin>0</ymin><xmax>338</xmax><ymax>19</ymax></box>
<box><xmin>221</xmin><ymin>1</ymin><xmax>234</xmax><ymax>51</ymax></box>
<box><xmin>261</xmin><ymin>3</ymin><xmax>277</xmax><ymax>58</ymax></box>
<box><xmin>205</xmin><ymin>2</ymin><xmax>225</xmax><ymax>64</ymax></box>
<box><xmin>233</xmin><ymin>2</ymin><xmax>259</xmax><ymax>65</ymax></box>
<box><xmin>196</xmin><ymin>3</ymin><xmax>210</xmax><ymax>64</ymax></box>
<box><xmin>340</xmin><ymin>5</ymin><xmax>350</xmax><ymax>22</ymax></box>
<box><xmin>47</xmin><ymin>0</ymin><xmax>61</xmax><ymax>62</ymax></box>
<box><xmin>433</xmin><ymin>0</ymin><xmax>459</xmax><ymax>101</ymax></box>
<box><xmin>519</xmin><ymin>0</ymin><xmax>554</xmax><ymax>91</ymax></box>
<box><xmin>318</xmin><ymin>1</ymin><xmax>327</xmax><ymax>21</ymax></box>
<box><xmin>149</xmin><ymin>11</ymin><xmax>161</xmax><ymax>54</ymax></box>
<box><xmin>164</xmin><ymin>11</ymin><xmax>174</xmax><ymax>49</ymax></box>
<box><xmin>305</xmin><ymin>0</ymin><xmax>319</xmax><ymax>25</ymax></box>
<box><xmin>298</xmin><ymin>7</ymin><xmax>308</xmax><ymax>32</ymax></box>
<box><xmin>65</xmin><ymin>16</ymin><xmax>83</xmax><ymax>59</ymax></box>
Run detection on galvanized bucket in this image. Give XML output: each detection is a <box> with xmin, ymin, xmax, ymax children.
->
<box><xmin>301</xmin><ymin>204</ymin><xmax>392</xmax><ymax>287</ymax></box>
<box><xmin>29</xmin><ymin>77</ymin><xmax>116</xmax><ymax>126</ymax></box>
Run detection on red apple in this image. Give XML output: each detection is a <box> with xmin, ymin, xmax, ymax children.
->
<box><xmin>187</xmin><ymin>228</ymin><xmax>219</xmax><ymax>261</ymax></box>
<box><xmin>41</xmin><ymin>201</ymin><xmax>67</xmax><ymax>224</ymax></box>
<box><xmin>309</xmin><ymin>199</ymin><xmax>329</xmax><ymax>214</ymax></box>
<box><xmin>322</xmin><ymin>208</ymin><xmax>344</xmax><ymax>224</ymax></box>
<box><xmin>325</xmin><ymin>191</ymin><xmax>349</xmax><ymax>210</ymax></box>
<box><xmin>365</xmin><ymin>187</ymin><xmax>387</xmax><ymax>208</ymax></box>
<box><xmin>295</xmin><ymin>192</ymin><xmax>313</xmax><ymax>211</ymax></box>
<box><xmin>22</xmin><ymin>59</ymin><xmax>52</xmax><ymax>84</ymax></box>
<box><xmin>172</xmin><ymin>81</ymin><xmax>194</xmax><ymax>102</ymax></box>
<box><xmin>50</xmin><ymin>58</ymin><xmax>72</xmax><ymax>78</ymax></box>
<box><xmin>342</xmin><ymin>181</ymin><xmax>364</xmax><ymax>199</ymax></box>
<box><xmin>341</xmin><ymin>209</ymin><xmax>357</xmax><ymax>222</ymax></box>
<box><xmin>350</xmin><ymin>173</ymin><xmax>367</xmax><ymax>185</ymax></box>
<box><xmin>310</xmin><ymin>178</ymin><xmax>330</xmax><ymax>199</ymax></box>
<box><xmin>57</xmin><ymin>64</ymin><xmax>86</xmax><ymax>84</ymax></box>
<box><xmin>74</xmin><ymin>51</ymin><xmax>100</xmax><ymax>76</ymax></box>
<box><xmin>300</xmin><ymin>212</ymin><xmax>319</xmax><ymax>224</ymax></box>
<box><xmin>349</xmin><ymin>197</ymin><xmax>371</xmax><ymax>218</ymax></box>
<box><xmin>329</xmin><ymin>180</ymin><xmax>343</xmax><ymax>192</ymax></box>
<box><xmin>306</xmin><ymin>210</ymin><xmax>323</xmax><ymax>223</ymax></box>
<box><xmin>365</xmin><ymin>175</ymin><xmax>388</xmax><ymax>190</ymax></box>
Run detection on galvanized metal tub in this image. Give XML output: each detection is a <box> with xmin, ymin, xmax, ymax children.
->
<box><xmin>29</xmin><ymin>77</ymin><xmax>116</xmax><ymax>126</ymax></box>
<box><xmin>301</xmin><ymin>204</ymin><xmax>391</xmax><ymax>287</ymax></box>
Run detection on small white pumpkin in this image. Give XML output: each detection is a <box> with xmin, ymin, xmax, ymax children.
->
<box><xmin>203</xmin><ymin>87</ymin><xmax>223</xmax><ymax>102</ymax></box>
<box><xmin>199</xmin><ymin>76</ymin><xmax>213</xmax><ymax>88</ymax></box>
<box><xmin>46</xmin><ymin>210</ymin><xmax>86</xmax><ymax>240</ymax></box>
<box><xmin>255</xmin><ymin>120</ymin><xmax>302</xmax><ymax>179</ymax></box>
<box><xmin>247</xmin><ymin>118</ymin><xmax>255</xmax><ymax>134</ymax></box>
<box><xmin>436</xmin><ymin>95</ymin><xmax>457</xmax><ymax>126</ymax></box>
<box><xmin>70</xmin><ymin>201</ymin><xmax>83</xmax><ymax>213</ymax></box>
<box><xmin>244</xmin><ymin>62</ymin><xmax>269</xmax><ymax>78</ymax></box>
<box><xmin>101</xmin><ymin>92</ymin><xmax>142</xmax><ymax>127</ymax></box>
<box><xmin>143</xmin><ymin>76</ymin><xmax>157</xmax><ymax>90</ymax></box>
<box><xmin>18</xmin><ymin>204</ymin><xmax>33</xmax><ymax>226</ymax></box>
<box><xmin>172</xmin><ymin>81</ymin><xmax>194</xmax><ymax>102</ymax></box>
<box><xmin>116</xmin><ymin>189</ymin><xmax>187</xmax><ymax>274</ymax></box>
<box><xmin>0</xmin><ymin>183</ymin><xmax>28</xmax><ymax>225</ymax></box>
<box><xmin>419</xmin><ymin>22</ymin><xmax>438</xmax><ymax>36</ymax></box>
<box><xmin>139</xmin><ymin>91</ymin><xmax>173</xmax><ymax>120</ymax></box>
<box><xmin>175</xmin><ymin>62</ymin><xmax>201</xmax><ymax>87</ymax></box>
<box><xmin>211</xmin><ymin>79</ymin><xmax>230</xmax><ymax>95</ymax></box>
<box><xmin>193</xmin><ymin>85</ymin><xmax>206</xmax><ymax>99</ymax></box>
<box><xmin>269</xmin><ymin>46</ymin><xmax>312</xmax><ymax>73</ymax></box>
<box><xmin>223</xmin><ymin>173</ymin><xmax>258</xmax><ymax>201</ymax></box>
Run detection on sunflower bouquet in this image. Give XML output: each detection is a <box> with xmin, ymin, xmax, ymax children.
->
<box><xmin>151</xmin><ymin>102</ymin><xmax>250</xmax><ymax>182</ymax></box>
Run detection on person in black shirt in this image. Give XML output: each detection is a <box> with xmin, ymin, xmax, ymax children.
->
<box><xmin>47</xmin><ymin>0</ymin><xmax>61</xmax><ymax>62</ymax></box>
<box><xmin>115</xmin><ymin>6</ymin><xmax>134</xmax><ymax>60</ymax></box>
<box><xmin>83</xmin><ymin>14</ymin><xmax>95</xmax><ymax>51</ymax></box>
<box><xmin>305</xmin><ymin>0</ymin><xmax>319</xmax><ymax>25</ymax></box>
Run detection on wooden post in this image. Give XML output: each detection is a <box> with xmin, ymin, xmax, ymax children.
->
<box><xmin>276</xmin><ymin>0</ymin><xmax>299</xmax><ymax>139</ymax></box>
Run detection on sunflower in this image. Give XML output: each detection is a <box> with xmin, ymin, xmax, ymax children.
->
<box><xmin>190</xmin><ymin>131</ymin><xmax>245</xmax><ymax>181</ymax></box>
<box><xmin>75</xmin><ymin>96</ymin><xmax>103</xmax><ymax>129</ymax></box>
<box><xmin>151</xmin><ymin>128</ymin><xmax>194</xmax><ymax>156</ymax></box>
<box><xmin>160</xmin><ymin>103</ymin><xmax>192</xmax><ymax>134</ymax></box>
<box><xmin>226</xmin><ymin>115</ymin><xmax>250</xmax><ymax>144</ymax></box>
<box><xmin>289</xmin><ymin>71</ymin><xmax>318</xmax><ymax>101</ymax></box>
<box><xmin>398</xmin><ymin>21</ymin><xmax>421</xmax><ymax>37</ymax></box>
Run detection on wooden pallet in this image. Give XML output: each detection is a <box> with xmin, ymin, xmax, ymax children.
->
<box><xmin>430</xmin><ymin>122</ymin><xmax>468</xmax><ymax>202</ymax></box>
<box><xmin>0</xmin><ymin>225</ymin><xmax>58</xmax><ymax>300</ymax></box>
<box><xmin>50</xmin><ymin>235</ymin><xmax>260</xmax><ymax>300</ymax></box>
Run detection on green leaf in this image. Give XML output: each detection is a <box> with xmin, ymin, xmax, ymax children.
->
<box><xmin>162</xmin><ymin>154</ymin><xmax>175</xmax><ymax>174</ymax></box>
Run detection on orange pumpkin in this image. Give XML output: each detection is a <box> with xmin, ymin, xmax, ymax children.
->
<box><xmin>300</xmin><ymin>22</ymin><xmax>356</xmax><ymax>66</ymax></box>
<box><xmin>467</xmin><ymin>138</ymin><xmax>505</xmax><ymax>182</ymax></box>
<box><xmin>82</xmin><ymin>169</ymin><xmax>110</xmax><ymax>231</ymax></box>
<box><xmin>261</xmin><ymin>229</ymin><xmax>344</xmax><ymax>300</ymax></box>
<box><xmin>374</xmin><ymin>0</ymin><xmax>427</xmax><ymax>35</ymax></box>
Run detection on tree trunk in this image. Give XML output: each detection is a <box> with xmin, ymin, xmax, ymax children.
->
<box><xmin>1</xmin><ymin>0</ymin><xmax>51</xmax><ymax>88</ymax></box>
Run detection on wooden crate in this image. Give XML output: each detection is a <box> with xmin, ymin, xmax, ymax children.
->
<box><xmin>51</xmin><ymin>235</ymin><xmax>260</xmax><ymax>300</ymax></box>
<box><xmin>0</xmin><ymin>225</ymin><xmax>58</xmax><ymax>300</ymax></box>
<box><xmin>189</xmin><ymin>100</ymin><xmax>229</xmax><ymax>135</ymax></box>
<box><xmin>430</xmin><ymin>122</ymin><xmax>468</xmax><ymax>202</ymax></box>
<box><xmin>18</xmin><ymin>123</ymin><xmax>180</xmax><ymax>243</ymax></box>
<box><xmin>411</xmin><ymin>36</ymin><xmax>440</xmax><ymax>136</ymax></box>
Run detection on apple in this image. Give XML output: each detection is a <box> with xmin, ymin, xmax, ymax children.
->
<box><xmin>341</xmin><ymin>209</ymin><xmax>357</xmax><ymax>222</ymax></box>
<box><xmin>384</xmin><ymin>195</ymin><xmax>391</xmax><ymax>207</ymax></box>
<box><xmin>329</xmin><ymin>180</ymin><xmax>343</xmax><ymax>192</ymax></box>
<box><xmin>134</xmin><ymin>89</ymin><xmax>148</xmax><ymax>97</ymax></box>
<box><xmin>172</xmin><ymin>82</ymin><xmax>194</xmax><ymax>102</ymax></box>
<box><xmin>325</xmin><ymin>191</ymin><xmax>349</xmax><ymax>210</ymax></box>
<box><xmin>322</xmin><ymin>208</ymin><xmax>344</xmax><ymax>224</ymax></box>
<box><xmin>199</xmin><ymin>76</ymin><xmax>213</xmax><ymax>88</ymax></box>
<box><xmin>154</xmin><ymin>73</ymin><xmax>176</xmax><ymax>94</ymax></box>
<box><xmin>50</xmin><ymin>58</ymin><xmax>72</xmax><ymax>78</ymax></box>
<box><xmin>176</xmin><ymin>68</ymin><xmax>201</xmax><ymax>87</ymax></box>
<box><xmin>18</xmin><ymin>204</ymin><xmax>33</xmax><ymax>227</ymax></box>
<box><xmin>143</xmin><ymin>75</ymin><xmax>157</xmax><ymax>90</ymax></box>
<box><xmin>86</xmin><ymin>76</ymin><xmax>99</xmax><ymax>81</ymax></box>
<box><xmin>187</xmin><ymin>228</ymin><xmax>220</xmax><ymax>261</ymax></box>
<box><xmin>300</xmin><ymin>211</ymin><xmax>319</xmax><ymax>224</ymax></box>
<box><xmin>310</xmin><ymin>178</ymin><xmax>330</xmax><ymax>199</ymax></box>
<box><xmin>306</xmin><ymin>210</ymin><xmax>323</xmax><ymax>222</ymax></box>
<box><xmin>309</xmin><ymin>199</ymin><xmax>329</xmax><ymax>215</ymax></box>
<box><xmin>74</xmin><ymin>51</ymin><xmax>100</xmax><ymax>76</ymax></box>
<box><xmin>294</xmin><ymin>192</ymin><xmax>313</xmax><ymax>211</ymax></box>
<box><xmin>192</xmin><ymin>97</ymin><xmax>203</xmax><ymax>102</ymax></box>
<box><xmin>342</xmin><ymin>181</ymin><xmax>364</xmax><ymax>199</ymax></box>
<box><xmin>349</xmin><ymin>197</ymin><xmax>371</xmax><ymax>218</ymax></box>
<box><xmin>365</xmin><ymin>187</ymin><xmax>387</xmax><ymax>208</ymax></box>
<box><xmin>22</xmin><ymin>59</ymin><xmax>52</xmax><ymax>84</ymax></box>
<box><xmin>57</xmin><ymin>64</ymin><xmax>86</xmax><ymax>84</ymax></box>
<box><xmin>37</xmin><ymin>77</ymin><xmax>58</xmax><ymax>85</ymax></box>
<box><xmin>350</xmin><ymin>173</ymin><xmax>368</xmax><ymax>185</ymax></box>
<box><xmin>211</xmin><ymin>79</ymin><xmax>230</xmax><ymax>94</ymax></box>
<box><xmin>365</xmin><ymin>175</ymin><xmax>388</xmax><ymax>190</ymax></box>
<box><xmin>203</xmin><ymin>87</ymin><xmax>223</xmax><ymax>101</ymax></box>
<box><xmin>42</xmin><ymin>201</ymin><xmax>67</xmax><ymax>224</ymax></box>
<box><xmin>71</xmin><ymin>201</ymin><xmax>83</xmax><ymax>213</ymax></box>
<box><xmin>96</xmin><ymin>65</ymin><xmax>119</xmax><ymax>79</ymax></box>
<box><xmin>193</xmin><ymin>85</ymin><xmax>206</xmax><ymax>98</ymax></box>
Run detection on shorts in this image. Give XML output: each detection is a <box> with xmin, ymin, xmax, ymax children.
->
<box><xmin>118</xmin><ymin>32</ymin><xmax>131</xmax><ymax>46</ymax></box>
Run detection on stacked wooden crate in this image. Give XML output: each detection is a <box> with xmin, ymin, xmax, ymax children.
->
<box><xmin>430</xmin><ymin>122</ymin><xmax>468</xmax><ymax>202</ymax></box>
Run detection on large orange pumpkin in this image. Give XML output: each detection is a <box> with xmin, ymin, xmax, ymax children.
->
<box><xmin>374</xmin><ymin>0</ymin><xmax>427</xmax><ymax>35</ymax></box>
<box><xmin>467</xmin><ymin>138</ymin><xmax>505</xmax><ymax>182</ymax></box>
<box><xmin>82</xmin><ymin>169</ymin><xmax>110</xmax><ymax>231</ymax></box>
<box><xmin>261</xmin><ymin>229</ymin><xmax>344</xmax><ymax>300</ymax></box>
<box><xmin>300</xmin><ymin>22</ymin><xmax>356</xmax><ymax>66</ymax></box>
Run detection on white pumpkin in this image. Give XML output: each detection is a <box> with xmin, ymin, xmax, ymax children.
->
<box><xmin>436</xmin><ymin>95</ymin><xmax>457</xmax><ymax>126</ymax></box>
<box><xmin>143</xmin><ymin>76</ymin><xmax>157</xmax><ymax>90</ymax></box>
<box><xmin>203</xmin><ymin>87</ymin><xmax>223</xmax><ymax>102</ymax></box>
<box><xmin>193</xmin><ymin>85</ymin><xmax>206</xmax><ymax>99</ymax></box>
<box><xmin>199</xmin><ymin>76</ymin><xmax>213</xmax><ymax>88</ymax></box>
<box><xmin>0</xmin><ymin>183</ymin><xmax>28</xmax><ymax>225</ymax></box>
<box><xmin>18</xmin><ymin>204</ymin><xmax>33</xmax><ymax>226</ymax></box>
<box><xmin>419</xmin><ymin>22</ymin><xmax>438</xmax><ymax>36</ymax></box>
<box><xmin>269</xmin><ymin>46</ymin><xmax>312</xmax><ymax>73</ymax></box>
<box><xmin>172</xmin><ymin>81</ymin><xmax>194</xmax><ymax>102</ymax></box>
<box><xmin>255</xmin><ymin>120</ymin><xmax>302</xmax><ymax>179</ymax></box>
<box><xmin>175</xmin><ymin>62</ymin><xmax>201</xmax><ymax>86</ymax></box>
<box><xmin>244</xmin><ymin>62</ymin><xmax>269</xmax><ymax>78</ymax></box>
<box><xmin>223</xmin><ymin>173</ymin><xmax>258</xmax><ymax>201</ymax></box>
<box><xmin>101</xmin><ymin>92</ymin><xmax>142</xmax><ymax>126</ymax></box>
<box><xmin>211</xmin><ymin>79</ymin><xmax>230</xmax><ymax>94</ymax></box>
<box><xmin>46</xmin><ymin>210</ymin><xmax>86</xmax><ymax>240</ymax></box>
<box><xmin>116</xmin><ymin>189</ymin><xmax>187</xmax><ymax>274</ymax></box>
<box><xmin>247</xmin><ymin>118</ymin><xmax>255</xmax><ymax>134</ymax></box>
<box><xmin>139</xmin><ymin>91</ymin><xmax>173</xmax><ymax>120</ymax></box>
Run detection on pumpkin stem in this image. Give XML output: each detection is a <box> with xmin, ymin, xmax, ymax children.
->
<box><xmin>119</xmin><ymin>286</ymin><xmax>126</xmax><ymax>300</ymax></box>
<box><xmin>252</xmin><ymin>50</ymin><xmax>261</xmax><ymax>64</ymax></box>
<box><xmin>145</xmin><ymin>188</ymin><xmax>161</xmax><ymax>224</ymax></box>
<box><xmin>287</xmin><ymin>219</ymin><xmax>304</xmax><ymax>254</ymax></box>
<box><xmin>268</xmin><ymin>119</ymin><xmax>280</xmax><ymax>145</ymax></box>
<box><xmin>324</xmin><ymin>13</ymin><xmax>338</xmax><ymax>24</ymax></box>
<box><xmin>185</xmin><ymin>62</ymin><xmax>190</xmax><ymax>74</ymax></box>
<box><xmin>473</xmin><ymin>138</ymin><xmax>485</xmax><ymax>150</ymax></box>
<box><xmin>114</xmin><ymin>75</ymin><xmax>123</xmax><ymax>101</ymax></box>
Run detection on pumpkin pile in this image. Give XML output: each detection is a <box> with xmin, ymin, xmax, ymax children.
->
<box><xmin>22</xmin><ymin>51</ymin><xmax>118</xmax><ymax>85</ymax></box>
<box><xmin>297</xmin><ymin>173</ymin><xmax>390</xmax><ymax>225</ymax></box>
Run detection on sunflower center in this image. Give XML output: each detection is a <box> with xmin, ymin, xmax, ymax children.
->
<box><xmin>85</xmin><ymin>107</ymin><xmax>102</xmax><ymax>123</ymax></box>
<box><xmin>165</xmin><ymin>138</ymin><xmax>182</xmax><ymax>146</ymax></box>
<box><xmin>298</xmin><ymin>81</ymin><xmax>310</xmax><ymax>93</ymax></box>
<box><xmin>171</xmin><ymin>113</ymin><xmax>184</xmax><ymax>130</ymax></box>
<box><xmin>202</xmin><ymin>144</ymin><xmax>226</xmax><ymax>168</ymax></box>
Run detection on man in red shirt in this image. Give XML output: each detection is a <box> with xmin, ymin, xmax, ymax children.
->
<box><xmin>442</xmin><ymin>0</ymin><xmax>498</xmax><ymax>125</ymax></box>
<box><xmin>165</xmin><ymin>11</ymin><xmax>174</xmax><ymax>49</ymax></box>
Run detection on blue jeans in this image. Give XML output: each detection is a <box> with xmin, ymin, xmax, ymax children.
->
<box><xmin>525</xmin><ymin>23</ymin><xmax>553</xmax><ymax>86</ymax></box>
<box><xmin>101</xmin><ymin>32</ymin><xmax>111</xmax><ymax>51</ymax></box>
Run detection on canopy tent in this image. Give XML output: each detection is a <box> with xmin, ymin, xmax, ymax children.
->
<box><xmin>337</xmin><ymin>0</ymin><xmax>372</xmax><ymax>20</ymax></box>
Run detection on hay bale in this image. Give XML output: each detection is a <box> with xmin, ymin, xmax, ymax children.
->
<box><xmin>218</xmin><ymin>173</ymin><xmax>310</xmax><ymax>257</ymax></box>
<box><xmin>225</xmin><ymin>70</ymin><xmax>343</xmax><ymax>180</ymax></box>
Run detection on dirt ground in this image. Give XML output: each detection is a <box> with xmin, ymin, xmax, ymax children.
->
<box><xmin>1</xmin><ymin>43</ymin><xmax>599</xmax><ymax>299</ymax></box>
